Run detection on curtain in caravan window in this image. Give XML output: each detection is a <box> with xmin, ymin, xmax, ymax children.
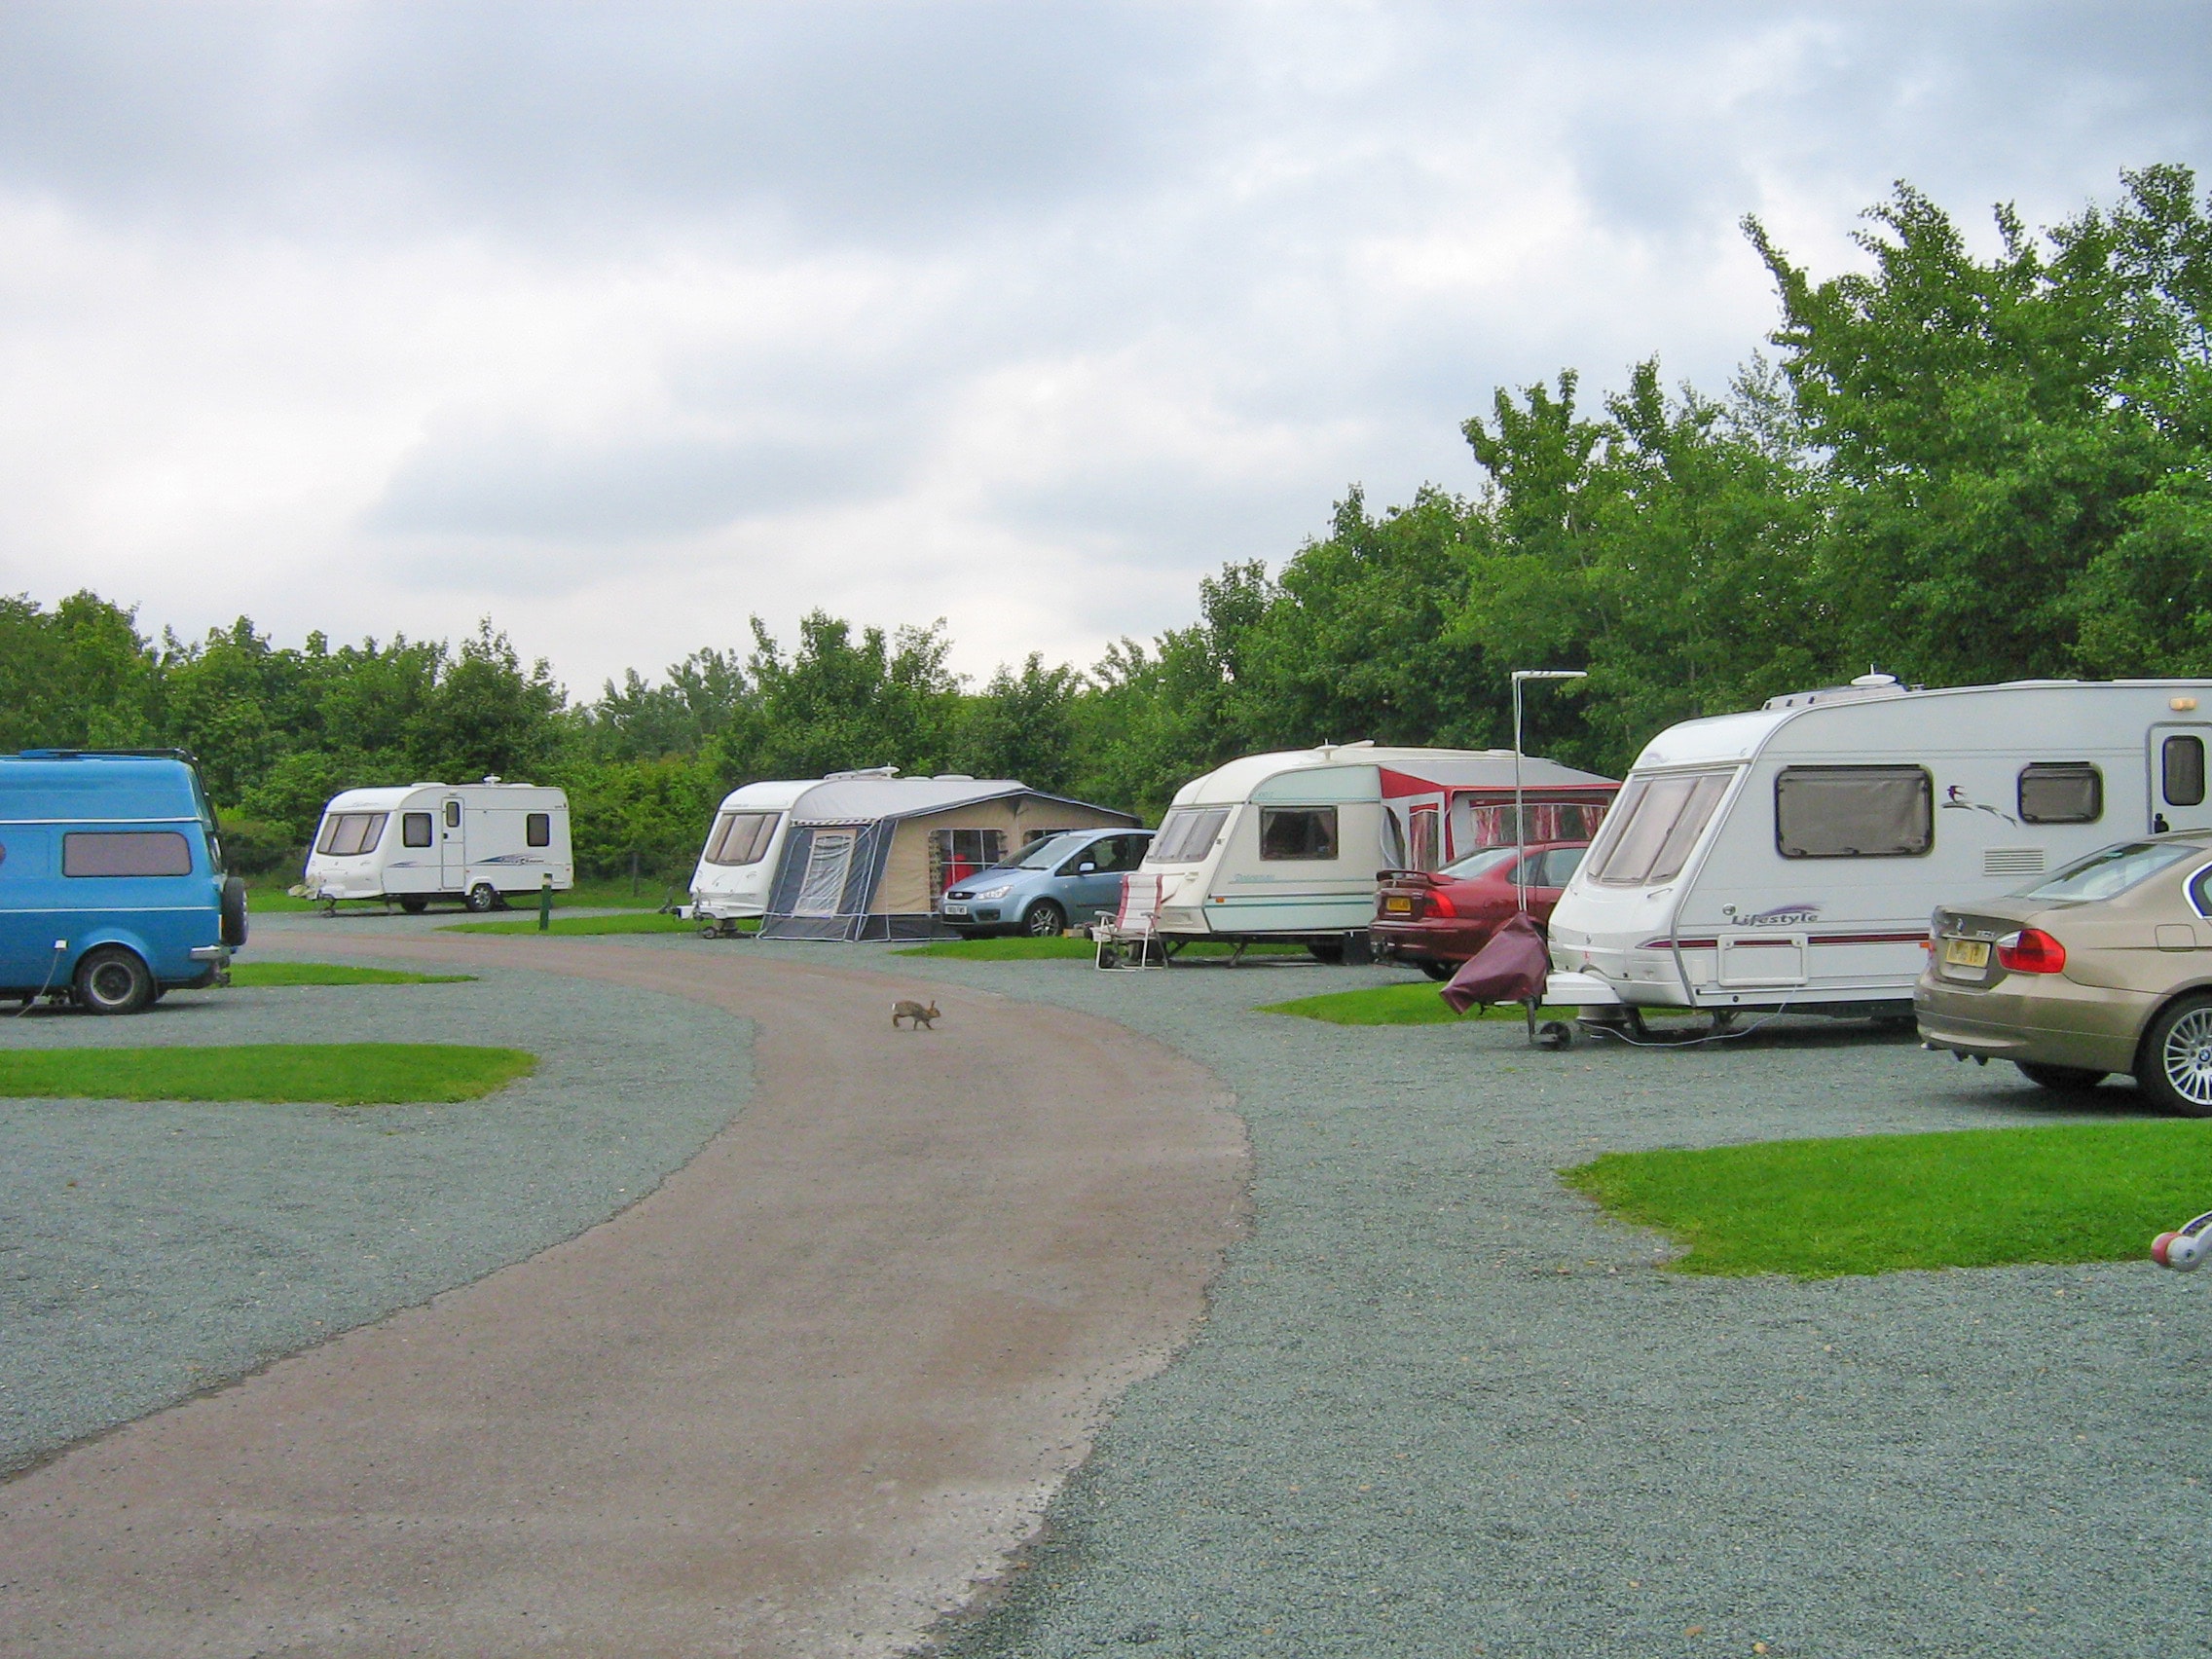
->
<box><xmin>1776</xmin><ymin>766</ymin><xmax>1932</xmax><ymax>858</ymax></box>
<box><xmin>2018</xmin><ymin>763</ymin><xmax>2101</xmax><ymax>825</ymax></box>
<box><xmin>1587</xmin><ymin>773</ymin><xmax>1731</xmax><ymax>886</ymax></box>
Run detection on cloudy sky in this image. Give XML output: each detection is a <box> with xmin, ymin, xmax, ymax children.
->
<box><xmin>1</xmin><ymin>2</ymin><xmax>2207</xmax><ymax>696</ymax></box>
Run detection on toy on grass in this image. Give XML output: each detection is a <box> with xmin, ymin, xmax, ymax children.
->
<box><xmin>2151</xmin><ymin>1210</ymin><xmax>2212</xmax><ymax>1271</ymax></box>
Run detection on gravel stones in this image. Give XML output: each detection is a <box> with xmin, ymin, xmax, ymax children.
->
<box><xmin>0</xmin><ymin>965</ymin><xmax>751</xmax><ymax>1475</ymax></box>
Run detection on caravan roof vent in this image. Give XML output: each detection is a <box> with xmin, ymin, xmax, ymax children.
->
<box><xmin>825</xmin><ymin>765</ymin><xmax>902</xmax><ymax>781</ymax></box>
<box><xmin>482</xmin><ymin>775</ymin><xmax>502</xmax><ymax>785</ymax></box>
<box><xmin>932</xmin><ymin>773</ymin><xmax>976</xmax><ymax>781</ymax></box>
<box><xmin>1762</xmin><ymin>675</ymin><xmax>1912</xmax><ymax>711</ymax></box>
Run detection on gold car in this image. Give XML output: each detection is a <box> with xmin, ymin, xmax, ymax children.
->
<box><xmin>1916</xmin><ymin>833</ymin><xmax>2212</xmax><ymax>1115</ymax></box>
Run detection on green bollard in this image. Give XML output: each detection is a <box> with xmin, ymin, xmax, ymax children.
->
<box><xmin>538</xmin><ymin>872</ymin><xmax>553</xmax><ymax>933</ymax></box>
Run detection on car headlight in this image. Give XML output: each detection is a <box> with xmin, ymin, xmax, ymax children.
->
<box><xmin>970</xmin><ymin>884</ymin><xmax>1013</xmax><ymax>900</ymax></box>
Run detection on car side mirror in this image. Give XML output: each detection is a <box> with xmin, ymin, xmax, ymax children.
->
<box><xmin>1078</xmin><ymin>862</ymin><xmax>1098</xmax><ymax>874</ymax></box>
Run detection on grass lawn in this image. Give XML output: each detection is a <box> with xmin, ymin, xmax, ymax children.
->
<box><xmin>242</xmin><ymin>872</ymin><xmax>676</xmax><ymax>914</ymax></box>
<box><xmin>895</xmin><ymin>936</ymin><xmax>1309</xmax><ymax>961</ymax></box>
<box><xmin>0</xmin><ymin>1043</ymin><xmax>535</xmax><ymax>1105</ymax></box>
<box><xmin>1564</xmin><ymin>1121</ymin><xmax>2212</xmax><ymax>1277</ymax></box>
<box><xmin>440</xmin><ymin>911</ymin><xmax>718</xmax><ymax>937</ymax></box>
<box><xmin>228</xmin><ymin>962</ymin><xmax>475</xmax><ymax>987</ymax></box>
<box><xmin>1259</xmin><ymin>980</ymin><xmax>1569</xmax><ymax>1025</ymax></box>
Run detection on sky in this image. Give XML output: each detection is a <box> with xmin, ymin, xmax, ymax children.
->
<box><xmin>1</xmin><ymin>1</ymin><xmax>2208</xmax><ymax>699</ymax></box>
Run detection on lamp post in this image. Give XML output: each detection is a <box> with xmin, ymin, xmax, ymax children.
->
<box><xmin>1511</xmin><ymin>669</ymin><xmax>1587</xmax><ymax>912</ymax></box>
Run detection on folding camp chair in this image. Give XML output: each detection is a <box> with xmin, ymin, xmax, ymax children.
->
<box><xmin>1093</xmin><ymin>871</ymin><xmax>1167</xmax><ymax>969</ymax></box>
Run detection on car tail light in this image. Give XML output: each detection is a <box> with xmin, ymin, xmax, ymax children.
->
<box><xmin>1996</xmin><ymin>928</ymin><xmax>2066</xmax><ymax>974</ymax></box>
<box><xmin>1425</xmin><ymin>891</ymin><xmax>1457</xmax><ymax>918</ymax></box>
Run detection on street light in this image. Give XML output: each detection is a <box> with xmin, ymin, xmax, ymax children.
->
<box><xmin>1512</xmin><ymin>669</ymin><xmax>1588</xmax><ymax>912</ymax></box>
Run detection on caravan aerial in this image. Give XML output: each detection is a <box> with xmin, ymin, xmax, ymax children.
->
<box><xmin>302</xmin><ymin>779</ymin><xmax>572</xmax><ymax>912</ymax></box>
<box><xmin>1138</xmin><ymin>743</ymin><xmax>1617</xmax><ymax>960</ymax></box>
<box><xmin>1545</xmin><ymin>676</ymin><xmax>2212</xmax><ymax>1023</ymax></box>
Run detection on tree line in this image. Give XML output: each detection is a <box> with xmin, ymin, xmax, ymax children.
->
<box><xmin>6</xmin><ymin>166</ymin><xmax>2208</xmax><ymax>882</ymax></box>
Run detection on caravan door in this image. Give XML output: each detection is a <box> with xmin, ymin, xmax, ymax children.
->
<box><xmin>2150</xmin><ymin>725</ymin><xmax>2212</xmax><ymax>833</ymax></box>
<box><xmin>438</xmin><ymin>796</ymin><xmax>464</xmax><ymax>889</ymax></box>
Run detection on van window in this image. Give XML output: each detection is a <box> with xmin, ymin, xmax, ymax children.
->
<box><xmin>1776</xmin><ymin>766</ymin><xmax>1932</xmax><ymax>858</ymax></box>
<box><xmin>444</xmin><ymin>799</ymin><xmax>461</xmax><ymax>829</ymax></box>
<box><xmin>1588</xmin><ymin>772</ymin><xmax>1732</xmax><ymax>886</ymax></box>
<box><xmin>2164</xmin><ymin>735</ymin><xmax>2206</xmax><ymax>807</ymax></box>
<box><xmin>526</xmin><ymin>812</ymin><xmax>551</xmax><ymax>847</ymax></box>
<box><xmin>2018</xmin><ymin>762</ymin><xmax>2102</xmax><ymax>825</ymax></box>
<box><xmin>1260</xmin><ymin>807</ymin><xmax>1338</xmax><ymax>861</ymax></box>
<box><xmin>63</xmin><ymin>830</ymin><xmax>192</xmax><ymax>877</ymax></box>
<box><xmin>402</xmin><ymin>812</ymin><xmax>433</xmax><ymax>848</ymax></box>
<box><xmin>705</xmin><ymin>811</ymin><xmax>779</xmax><ymax>866</ymax></box>
<box><xmin>1151</xmin><ymin>806</ymin><xmax>1230</xmax><ymax>863</ymax></box>
<box><xmin>315</xmin><ymin>812</ymin><xmax>388</xmax><ymax>858</ymax></box>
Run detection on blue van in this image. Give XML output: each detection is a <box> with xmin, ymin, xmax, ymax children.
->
<box><xmin>0</xmin><ymin>751</ymin><xmax>247</xmax><ymax>1014</ymax></box>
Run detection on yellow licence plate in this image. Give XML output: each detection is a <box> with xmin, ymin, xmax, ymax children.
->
<box><xmin>1942</xmin><ymin>938</ymin><xmax>1990</xmax><ymax>970</ymax></box>
<box><xmin>1383</xmin><ymin>896</ymin><xmax>1413</xmax><ymax>914</ymax></box>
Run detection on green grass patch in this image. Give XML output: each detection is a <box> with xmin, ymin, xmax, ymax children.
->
<box><xmin>1564</xmin><ymin>1121</ymin><xmax>2212</xmax><ymax>1277</ymax></box>
<box><xmin>440</xmin><ymin>910</ymin><xmax>716</xmax><ymax>936</ymax></box>
<box><xmin>1258</xmin><ymin>981</ymin><xmax>1568</xmax><ymax>1025</ymax></box>
<box><xmin>227</xmin><ymin>961</ymin><xmax>475</xmax><ymax>987</ymax></box>
<box><xmin>895</xmin><ymin>936</ymin><xmax>1310</xmax><ymax>961</ymax></box>
<box><xmin>242</xmin><ymin>873</ymin><xmax>676</xmax><ymax>914</ymax></box>
<box><xmin>0</xmin><ymin>1043</ymin><xmax>535</xmax><ymax>1105</ymax></box>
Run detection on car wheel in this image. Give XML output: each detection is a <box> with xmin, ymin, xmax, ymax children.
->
<box><xmin>1023</xmin><ymin>901</ymin><xmax>1067</xmax><ymax>938</ymax></box>
<box><xmin>75</xmin><ymin>946</ymin><xmax>155</xmax><ymax>1015</ymax></box>
<box><xmin>397</xmin><ymin>895</ymin><xmax>428</xmax><ymax>914</ymax></box>
<box><xmin>1419</xmin><ymin>959</ymin><xmax>1455</xmax><ymax>981</ymax></box>
<box><xmin>2016</xmin><ymin>1061</ymin><xmax>2107</xmax><ymax>1093</ymax></box>
<box><xmin>465</xmin><ymin>883</ymin><xmax>499</xmax><ymax>913</ymax></box>
<box><xmin>2138</xmin><ymin>994</ymin><xmax>2212</xmax><ymax>1117</ymax></box>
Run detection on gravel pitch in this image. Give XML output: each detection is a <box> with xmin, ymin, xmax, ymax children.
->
<box><xmin>0</xmin><ymin>959</ymin><xmax>751</xmax><ymax>1475</ymax></box>
<box><xmin>709</xmin><ymin>945</ymin><xmax>2212</xmax><ymax>1659</ymax></box>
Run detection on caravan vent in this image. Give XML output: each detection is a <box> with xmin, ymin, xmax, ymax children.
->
<box><xmin>1983</xmin><ymin>847</ymin><xmax>2046</xmax><ymax>878</ymax></box>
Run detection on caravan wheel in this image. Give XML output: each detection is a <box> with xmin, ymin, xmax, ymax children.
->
<box><xmin>465</xmin><ymin>883</ymin><xmax>499</xmax><ymax>913</ymax></box>
<box><xmin>397</xmin><ymin>896</ymin><xmax>428</xmax><ymax>914</ymax></box>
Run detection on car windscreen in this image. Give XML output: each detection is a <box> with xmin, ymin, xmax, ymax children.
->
<box><xmin>1584</xmin><ymin>771</ymin><xmax>1733</xmax><ymax>887</ymax></box>
<box><xmin>1002</xmin><ymin>833</ymin><xmax>1085</xmax><ymax>870</ymax></box>
<box><xmin>1438</xmin><ymin>847</ymin><xmax>1519</xmax><ymax>880</ymax></box>
<box><xmin>2014</xmin><ymin>840</ymin><xmax>2200</xmax><ymax>903</ymax></box>
<box><xmin>1151</xmin><ymin>805</ymin><xmax>1231</xmax><ymax>863</ymax></box>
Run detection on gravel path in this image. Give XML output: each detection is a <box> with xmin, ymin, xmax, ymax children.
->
<box><xmin>0</xmin><ymin>958</ymin><xmax>752</xmax><ymax>1475</ymax></box>
<box><xmin>742</xmin><ymin>946</ymin><xmax>2212</xmax><ymax>1659</ymax></box>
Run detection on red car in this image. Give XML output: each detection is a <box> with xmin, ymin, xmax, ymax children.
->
<box><xmin>1371</xmin><ymin>841</ymin><xmax>1590</xmax><ymax>979</ymax></box>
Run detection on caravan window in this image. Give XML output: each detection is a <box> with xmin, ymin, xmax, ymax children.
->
<box><xmin>1587</xmin><ymin>772</ymin><xmax>1732</xmax><ymax>886</ymax></box>
<box><xmin>705</xmin><ymin>811</ymin><xmax>778</xmax><ymax>866</ymax></box>
<box><xmin>1776</xmin><ymin>766</ymin><xmax>1932</xmax><ymax>858</ymax></box>
<box><xmin>1151</xmin><ymin>806</ymin><xmax>1230</xmax><ymax>863</ymax></box>
<box><xmin>315</xmin><ymin>812</ymin><xmax>388</xmax><ymax>858</ymax></box>
<box><xmin>63</xmin><ymin>830</ymin><xmax>192</xmax><ymax>877</ymax></box>
<box><xmin>526</xmin><ymin>812</ymin><xmax>551</xmax><ymax>847</ymax></box>
<box><xmin>2018</xmin><ymin>763</ymin><xmax>2102</xmax><ymax>825</ymax></box>
<box><xmin>2164</xmin><ymin>736</ymin><xmax>2206</xmax><ymax>807</ymax></box>
<box><xmin>1260</xmin><ymin>807</ymin><xmax>1338</xmax><ymax>861</ymax></box>
<box><xmin>401</xmin><ymin>812</ymin><xmax>433</xmax><ymax>848</ymax></box>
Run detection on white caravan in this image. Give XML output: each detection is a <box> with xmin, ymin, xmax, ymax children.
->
<box><xmin>686</xmin><ymin>779</ymin><xmax>813</xmax><ymax>930</ymax></box>
<box><xmin>304</xmin><ymin>780</ymin><xmax>572</xmax><ymax>912</ymax></box>
<box><xmin>1142</xmin><ymin>743</ymin><xmax>1617</xmax><ymax>957</ymax></box>
<box><xmin>1545</xmin><ymin>676</ymin><xmax>2212</xmax><ymax>1018</ymax></box>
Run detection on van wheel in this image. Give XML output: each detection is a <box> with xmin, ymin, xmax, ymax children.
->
<box><xmin>220</xmin><ymin>875</ymin><xmax>249</xmax><ymax>947</ymax></box>
<box><xmin>465</xmin><ymin>883</ymin><xmax>499</xmax><ymax>913</ymax></box>
<box><xmin>2016</xmin><ymin>1061</ymin><xmax>2106</xmax><ymax>1093</ymax></box>
<box><xmin>2139</xmin><ymin>994</ymin><xmax>2212</xmax><ymax>1117</ymax></box>
<box><xmin>1022</xmin><ymin>901</ymin><xmax>1067</xmax><ymax>938</ymax></box>
<box><xmin>397</xmin><ymin>895</ymin><xmax>428</xmax><ymax>914</ymax></box>
<box><xmin>76</xmin><ymin>947</ymin><xmax>155</xmax><ymax>1015</ymax></box>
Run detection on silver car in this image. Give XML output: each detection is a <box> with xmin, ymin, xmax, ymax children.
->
<box><xmin>938</xmin><ymin>830</ymin><xmax>1155</xmax><ymax>938</ymax></box>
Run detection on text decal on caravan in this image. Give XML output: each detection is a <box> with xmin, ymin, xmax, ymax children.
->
<box><xmin>1731</xmin><ymin>903</ymin><xmax>1821</xmax><ymax>929</ymax></box>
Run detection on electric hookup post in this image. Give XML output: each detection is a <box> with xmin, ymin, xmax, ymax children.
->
<box><xmin>538</xmin><ymin>873</ymin><xmax>553</xmax><ymax>933</ymax></box>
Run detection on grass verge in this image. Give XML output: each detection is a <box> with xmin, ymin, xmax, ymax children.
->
<box><xmin>0</xmin><ymin>1043</ymin><xmax>535</xmax><ymax>1105</ymax></box>
<box><xmin>440</xmin><ymin>911</ymin><xmax>719</xmax><ymax>937</ymax></box>
<box><xmin>243</xmin><ymin>873</ymin><xmax>677</xmax><ymax>914</ymax></box>
<box><xmin>896</xmin><ymin>936</ymin><xmax>1309</xmax><ymax>961</ymax></box>
<box><xmin>1563</xmin><ymin>1121</ymin><xmax>2212</xmax><ymax>1277</ymax></box>
<box><xmin>1259</xmin><ymin>981</ymin><xmax>1568</xmax><ymax>1025</ymax></box>
<box><xmin>227</xmin><ymin>962</ymin><xmax>475</xmax><ymax>987</ymax></box>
